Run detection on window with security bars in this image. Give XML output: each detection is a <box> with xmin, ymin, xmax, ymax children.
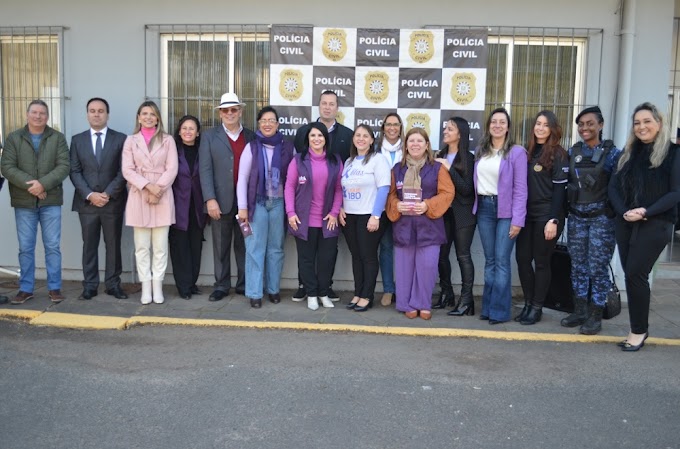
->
<box><xmin>145</xmin><ymin>24</ymin><xmax>270</xmax><ymax>134</ymax></box>
<box><xmin>0</xmin><ymin>27</ymin><xmax>64</xmax><ymax>142</ymax></box>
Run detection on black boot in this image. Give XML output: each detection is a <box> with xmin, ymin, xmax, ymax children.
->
<box><xmin>433</xmin><ymin>290</ymin><xmax>455</xmax><ymax>309</ymax></box>
<box><xmin>514</xmin><ymin>301</ymin><xmax>530</xmax><ymax>322</ymax></box>
<box><xmin>520</xmin><ymin>306</ymin><xmax>542</xmax><ymax>325</ymax></box>
<box><xmin>448</xmin><ymin>296</ymin><xmax>474</xmax><ymax>316</ymax></box>
<box><xmin>561</xmin><ymin>297</ymin><xmax>588</xmax><ymax>328</ymax></box>
<box><xmin>580</xmin><ymin>303</ymin><xmax>603</xmax><ymax>335</ymax></box>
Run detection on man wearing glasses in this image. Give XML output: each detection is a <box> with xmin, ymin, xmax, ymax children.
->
<box><xmin>292</xmin><ymin>90</ymin><xmax>353</xmax><ymax>302</ymax></box>
<box><xmin>200</xmin><ymin>93</ymin><xmax>255</xmax><ymax>301</ymax></box>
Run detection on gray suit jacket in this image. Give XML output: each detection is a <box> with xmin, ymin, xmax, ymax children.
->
<box><xmin>199</xmin><ymin>125</ymin><xmax>255</xmax><ymax>213</ymax></box>
<box><xmin>69</xmin><ymin>128</ymin><xmax>128</xmax><ymax>214</ymax></box>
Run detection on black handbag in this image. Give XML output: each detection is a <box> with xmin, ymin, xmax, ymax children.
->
<box><xmin>603</xmin><ymin>264</ymin><xmax>621</xmax><ymax>320</ymax></box>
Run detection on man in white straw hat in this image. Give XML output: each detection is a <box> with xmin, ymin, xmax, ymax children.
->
<box><xmin>199</xmin><ymin>93</ymin><xmax>255</xmax><ymax>301</ymax></box>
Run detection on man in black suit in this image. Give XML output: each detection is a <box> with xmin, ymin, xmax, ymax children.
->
<box><xmin>69</xmin><ymin>98</ymin><xmax>128</xmax><ymax>300</ymax></box>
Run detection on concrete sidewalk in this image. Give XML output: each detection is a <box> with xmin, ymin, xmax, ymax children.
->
<box><xmin>1</xmin><ymin>277</ymin><xmax>679</xmax><ymax>345</ymax></box>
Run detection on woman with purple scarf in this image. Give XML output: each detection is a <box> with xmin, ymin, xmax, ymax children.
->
<box><xmin>237</xmin><ymin>106</ymin><xmax>294</xmax><ymax>308</ymax></box>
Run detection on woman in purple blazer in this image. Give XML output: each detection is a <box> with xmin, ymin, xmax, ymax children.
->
<box><xmin>473</xmin><ymin>107</ymin><xmax>528</xmax><ymax>324</ymax></box>
<box><xmin>170</xmin><ymin>115</ymin><xmax>206</xmax><ymax>299</ymax></box>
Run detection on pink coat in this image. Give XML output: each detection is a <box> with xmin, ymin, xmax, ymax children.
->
<box><xmin>122</xmin><ymin>132</ymin><xmax>178</xmax><ymax>228</ymax></box>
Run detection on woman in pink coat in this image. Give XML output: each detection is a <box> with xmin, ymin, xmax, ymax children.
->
<box><xmin>122</xmin><ymin>101</ymin><xmax>178</xmax><ymax>304</ymax></box>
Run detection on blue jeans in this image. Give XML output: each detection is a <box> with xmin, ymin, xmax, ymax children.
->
<box><xmin>244</xmin><ymin>198</ymin><xmax>285</xmax><ymax>299</ymax></box>
<box><xmin>15</xmin><ymin>206</ymin><xmax>62</xmax><ymax>292</ymax></box>
<box><xmin>476</xmin><ymin>196</ymin><xmax>515</xmax><ymax>321</ymax></box>
<box><xmin>378</xmin><ymin>223</ymin><xmax>395</xmax><ymax>293</ymax></box>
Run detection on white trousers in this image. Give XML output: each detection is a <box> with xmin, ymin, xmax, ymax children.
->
<box><xmin>133</xmin><ymin>226</ymin><xmax>170</xmax><ymax>282</ymax></box>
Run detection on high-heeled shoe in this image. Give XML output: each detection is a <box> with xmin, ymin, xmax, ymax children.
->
<box><xmin>432</xmin><ymin>291</ymin><xmax>455</xmax><ymax>309</ymax></box>
<box><xmin>419</xmin><ymin>310</ymin><xmax>432</xmax><ymax>320</ymax></box>
<box><xmin>405</xmin><ymin>310</ymin><xmax>418</xmax><ymax>319</ymax></box>
<box><xmin>346</xmin><ymin>296</ymin><xmax>360</xmax><ymax>310</ymax></box>
<box><xmin>354</xmin><ymin>298</ymin><xmax>373</xmax><ymax>312</ymax></box>
<box><xmin>621</xmin><ymin>333</ymin><xmax>648</xmax><ymax>352</ymax></box>
<box><xmin>448</xmin><ymin>299</ymin><xmax>475</xmax><ymax>316</ymax></box>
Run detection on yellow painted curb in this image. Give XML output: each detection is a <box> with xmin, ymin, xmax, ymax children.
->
<box><xmin>30</xmin><ymin>312</ymin><xmax>128</xmax><ymax>330</ymax></box>
<box><xmin>0</xmin><ymin>309</ymin><xmax>43</xmax><ymax>321</ymax></box>
<box><xmin>126</xmin><ymin>316</ymin><xmax>680</xmax><ymax>346</ymax></box>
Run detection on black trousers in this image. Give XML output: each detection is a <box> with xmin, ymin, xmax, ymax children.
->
<box><xmin>615</xmin><ymin>217</ymin><xmax>673</xmax><ymax>334</ymax></box>
<box><xmin>437</xmin><ymin>209</ymin><xmax>476</xmax><ymax>300</ymax></box>
<box><xmin>295</xmin><ymin>227</ymin><xmax>338</xmax><ymax>297</ymax></box>
<box><xmin>515</xmin><ymin>219</ymin><xmax>563</xmax><ymax>308</ymax></box>
<box><xmin>210</xmin><ymin>198</ymin><xmax>245</xmax><ymax>292</ymax></box>
<box><xmin>78</xmin><ymin>212</ymin><xmax>124</xmax><ymax>290</ymax></box>
<box><xmin>169</xmin><ymin>208</ymin><xmax>204</xmax><ymax>295</ymax></box>
<box><xmin>342</xmin><ymin>213</ymin><xmax>386</xmax><ymax>300</ymax></box>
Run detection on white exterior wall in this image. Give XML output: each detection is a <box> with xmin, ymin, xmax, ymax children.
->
<box><xmin>0</xmin><ymin>0</ymin><xmax>674</xmax><ymax>290</ymax></box>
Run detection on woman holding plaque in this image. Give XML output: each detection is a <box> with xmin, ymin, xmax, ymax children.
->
<box><xmin>386</xmin><ymin>128</ymin><xmax>454</xmax><ymax>320</ymax></box>
<box><xmin>474</xmin><ymin>107</ymin><xmax>527</xmax><ymax>325</ymax></box>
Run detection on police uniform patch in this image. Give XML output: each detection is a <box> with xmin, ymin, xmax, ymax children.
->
<box><xmin>408</xmin><ymin>31</ymin><xmax>435</xmax><ymax>64</ymax></box>
<box><xmin>322</xmin><ymin>29</ymin><xmax>348</xmax><ymax>62</ymax></box>
<box><xmin>279</xmin><ymin>69</ymin><xmax>303</xmax><ymax>102</ymax></box>
<box><xmin>534</xmin><ymin>164</ymin><xmax>543</xmax><ymax>172</ymax></box>
<box><xmin>575</xmin><ymin>155</ymin><xmax>583</xmax><ymax>163</ymax></box>
<box><xmin>336</xmin><ymin>110</ymin><xmax>346</xmax><ymax>126</ymax></box>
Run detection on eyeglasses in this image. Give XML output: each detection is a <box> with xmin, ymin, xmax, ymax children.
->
<box><xmin>384</xmin><ymin>123</ymin><xmax>401</xmax><ymax>128</ymax></box>
<box><xmin>221</xmin><ymin>107</ymin><xmax>241</xmax><ymax>114</ymax></box>
<box><xmin>258</xmin><ymin>119</ymin><xmax>278</xmax><ymax>124</ymax></box>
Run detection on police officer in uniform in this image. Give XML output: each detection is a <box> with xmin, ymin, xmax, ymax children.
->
<box><xmin>561</xmin><ymin>106</ymin><xmax>621</xmax><ymax>334</ymax></box>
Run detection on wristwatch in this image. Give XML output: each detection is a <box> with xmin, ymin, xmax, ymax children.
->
<box><xmin>371</xmin><ymin>215</ymin><xmax>381</xmax><ymax>220</ymax></box>
<box><xmin>549</xmin><ymin>218</ymin><xmax>559</xmax><ymax>225</ymax></box>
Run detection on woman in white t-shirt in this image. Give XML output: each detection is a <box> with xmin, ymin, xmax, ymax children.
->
<box><xmin>340</xmin><ymin>124</ymin><xmax>391</xmax><ymax>312</ymax></box>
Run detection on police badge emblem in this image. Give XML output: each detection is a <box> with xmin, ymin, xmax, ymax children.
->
<box><xmin>279</xmin><ymin>69</ymin><xmax>303</xmax><ymax>102</ymax></box>
<box><xmin>574</xmin><ymin>155</ymin><xmax>583</xmax><ymax>163</ymax></box>
<box><xmin>406</xmin><ymin>112</ymin><xmax>431</xmax><ymax>136</ymax></box>
<box><xmin>336</xmin><ymin>110</ymin><xmax>346</xmax><ymax>126</ymax></box>
<box><xmin>364</xmin><ymin>71</ymin><xmax>390</xmax><ymax>104</ymax></box>
<box><xmin>451</xmin><ymin>72</ymin><xmax>476</xmax><ymax>106</ymax></box>
<box><xmin>534</xmin><ymin>164</ymin><xmax>543</xmax><ymax>172</ymax></box>
<box><xmin>322</xmin><ymin>29</ymin><xmax>348</xmax><ymax>62</ymax></box>
<box><xmin>408</xmin><ymin>31</ymin><xmax>435</xmax><ymax>64</ymax></box>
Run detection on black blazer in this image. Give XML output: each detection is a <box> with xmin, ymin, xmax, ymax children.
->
<box><xmin>437</xmin><ymin>148</ymin><xmax>476</xmax><ymax>228</ymax></box>
<box><xmin>69</xmin><ymin>128</ymin><xmax>128</xmax><ymax>214</ymax></box>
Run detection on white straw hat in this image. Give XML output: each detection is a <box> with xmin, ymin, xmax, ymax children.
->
<box><xmin>215</xmin><ymin>92</ymin><xmax>246</xmax><ymax>109</ymax></box>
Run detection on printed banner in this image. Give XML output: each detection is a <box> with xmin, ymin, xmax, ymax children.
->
<box><xmin>270</xmin><ymin>26</ymin><xmax>487</xmax><ymax>150</ymax></box>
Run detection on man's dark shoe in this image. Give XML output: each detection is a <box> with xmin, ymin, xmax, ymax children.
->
<box><xmin>0</xmin><ymin>295</ymin><xmax>8</xmax><ymax>305</ymax></box>
<box><xmin>105</xmin><ymin>287</ymin><xmax>128</xmax><ymax>299</ymax></box>
<box><xmin>250</xmin><ymin>298</ymin><xmax>262</xmax><ymax>308</ymax></box>
<box><xmin>190</xmin><ymin>286</ymin><xmax>202</xmax><ymax>295</ymax></box>
<box><xmin>79</xmin><ymin>289</ymin><xmax>98</xmax><ymax>300</ymax></box>
<box><xmin>209</xmin><ymin>290</ymin><xmax>228</xmax><ymax>302</ymax></box>
<box><xmin>327</xmin><ymin>287</ymin><xmax>339</xmax><ymax>302</ymax></box>
<box><xmin>292</xmin><ymin>285</ymin><xmax>306</xmax><ymax>302</ymax></box>
<box><xmin>48</xmin><ymin>290</ymin><xmax>65</xmax><ymax>303</ymax></box>
<box><xmin>235</xmin><ymin>288</ymin><xmax>246</xmax><ymax>296</ymax></box>
<box><xmin>268</xmin><ymin>293</ymin><xmax>281</xmax><ymax>304</ymax></box>
<box><xmin>11</xmin><ymin>291</ymin><xmax>34</xmax><ymax>305</ymax></box>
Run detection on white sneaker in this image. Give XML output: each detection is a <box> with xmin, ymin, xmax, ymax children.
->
<box><xmin>307</xmin><ymin>296</ymin><xmax>319</xmax><ymax>311</ymax></box>
<box><xmin>292</xmin><ymin>285</ymin><xmax>306</xmax><ymax>302</ymax></box>
<box><xmin>320</xmin><ymin>296</ymin><xmax>334</xmax><ymax>308</ymax></box>
<box><xmin>140</xmin><ymin>281</ymin><xmax>152</xmax><ymax>305</ymax></box>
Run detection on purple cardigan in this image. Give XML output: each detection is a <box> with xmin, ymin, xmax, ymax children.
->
<box><xmin>473</xmin><ymin>144</ymin><xmax>528</xmax><ymax>228</ymax></box>
<box><xmin>172</xmin><ymin>144</ymin><xmax>206</xmax><ymax>231</ymax></box>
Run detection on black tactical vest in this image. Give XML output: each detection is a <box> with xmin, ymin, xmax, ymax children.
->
<box><xmin>568</xmin><ymin>140</ymin><xmax>614</xmax><ymax>204</ymax></box>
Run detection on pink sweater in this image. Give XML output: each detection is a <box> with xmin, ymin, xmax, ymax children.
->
<box><xmin>285</xmin><ymin>151</ymin><xmax>343</xmax><ymax>228</ymax></box>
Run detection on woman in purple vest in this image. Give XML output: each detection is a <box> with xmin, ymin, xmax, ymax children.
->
<box><xmin>237</xmin><ymin>106</ymin><xmax>294</xmax><ymax>308</ymax></box>
<box><xmin>284</xmin><ymin>122</ymin><xmax>343</xmax><ymax>311</ymax></box>
<box><xmin>170</xmin><ymin>115</ymin><xmax>206</xmax><ymax>300</ymax></box>
<box><xmin>340</xmin><ymin>124</ymin><xmax>391</xmax><ymax>312</ymax></box>
<box><xmin>386</xmin><ymin>128</ymin><xmax>454</xmax><ymax>320</ymax></box>
<box><xmin>474</xmin><ymin>107</ymin><xmax>528</xmax><ymax>324</ymax></box>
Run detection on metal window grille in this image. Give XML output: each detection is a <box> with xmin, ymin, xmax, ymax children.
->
<box><xmin>437</xmin><ymin>25</ymin><xmax>603</xmax><ymax>150</ymax></box>
<box><xmin>145</xmin><ymin>24</ymin><xmax>270</xmax><ymax>134</ymax></box>
<box><xmin>0</xmin><ymin>26</ymin><xmax>65</xmax><ymax>141</ymax></box>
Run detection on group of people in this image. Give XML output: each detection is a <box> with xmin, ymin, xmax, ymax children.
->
<box><xmin>1</xmin><ymin>92</ymin><xmax>678</xmax><ymax>352</ymax></box>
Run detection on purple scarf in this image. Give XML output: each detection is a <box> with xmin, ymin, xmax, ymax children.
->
<box><xmin>255</xmin><ymin>130</ymin><xmax>283</xmax><ymax>198</ymax></box>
